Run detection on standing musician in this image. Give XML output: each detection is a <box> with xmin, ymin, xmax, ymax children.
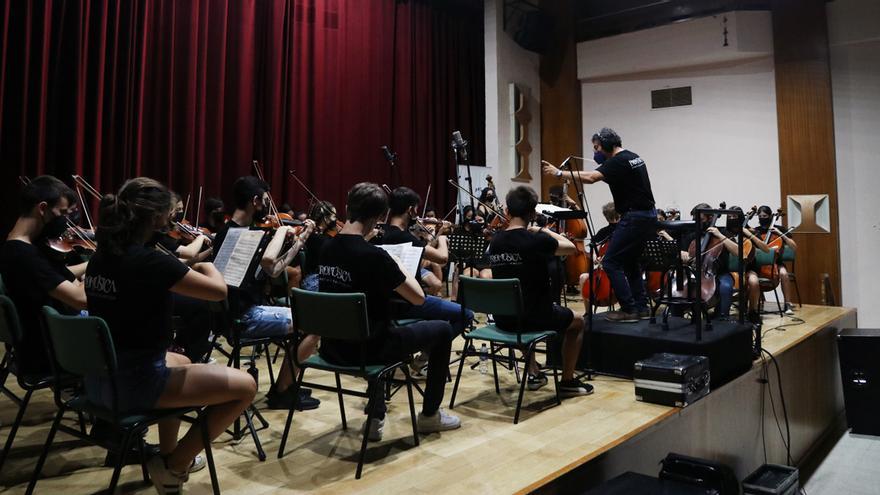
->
<box><xmin>0</xmin><ymin>176</ymin><xmax>88</xmax><ymax>376</ymax></box>
<box><xmin>543</xmin><ymin>127</ymin><xmax>657</xmax><ymax>323</ymax></box>
<box><xmin>487</xmin><ymin>186</ymin><xmax>593</xmax><ymax>396</ymax></box>
<box><xmin>318</xmin><ymin>182</ymin><xmax>461</xmax><ymax>441</ymax></box>
<box><xmin>376</xmin><ymin>187</ymin><xmax>474</xmax><ymax>337</ymax></box>
<box><xmin>753</xmin><ymin>205</ymin><xmax>797</xmax><ymax>315</ymax></box>
<box><xmin>83</xmin><ymin>177</ymin><xmax>256</xmax><ymax>493</ymax></box>
<box><xmin>212</xmin><ymin>176</ymin><xmax>320</xmax><ymax>411</ymax></box>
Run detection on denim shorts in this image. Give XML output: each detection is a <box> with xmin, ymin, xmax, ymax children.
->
<box><xmin>85</xmin><ymin>351</ymin><xmax>170</xmax><ymax>412</ymax></box>
<box><xmin>302</xmin><ymin>274</ymin><xmax>319</xmax><ymax>292</ymax></box>
<box><xmin>419</xmin><ymin>267</ymin><xmax>432</xmax><ymax>279</ymax></box>
<box><xmin>241</xmin><ymin>305</ymin><xmax>291</xmax><ymax>338</ymax></box>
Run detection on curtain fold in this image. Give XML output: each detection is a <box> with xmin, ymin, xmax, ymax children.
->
<box><xmin>0</xmin><ymin>0</ymin><xmax>484</xmax><ymax>229</ymax></box>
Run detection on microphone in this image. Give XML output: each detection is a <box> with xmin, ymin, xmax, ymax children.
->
<box><xmin>451</xmin><ymin>130</ymin><xmax>469</xmax><ymax>162</ymax></box>
<box><xmin>380</xmin><ymin>145</ymin><xmax>396</xmax><ymax>164</ymax></box>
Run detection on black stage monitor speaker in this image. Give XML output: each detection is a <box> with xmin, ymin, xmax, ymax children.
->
<box><xmin>838</xmin><ymin>328</ymin><xmax>880</xmax><ymax>436</ymax></box>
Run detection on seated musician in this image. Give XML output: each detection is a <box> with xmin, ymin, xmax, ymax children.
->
<box><xmin>199</xmin><ymin>197</ymin><xmax>226</xmax><ymax>235</ymax></box>
<box><xmin>488</xmin><ymin>185</ymin><xmax>593</xmax><ymax>396</ymax></box>
<box><xmin>376</xmin><ymin>187</ymin><xmax>474</xmax><ymax>336</ymax></box>
<box><xmin>301</xmin><ymin>200</ymin><xmax>339</xmax><ymax>291</ymax></box>
<box><xmin>318</xmin><ymin>182</ymin><xmax>461</xmax><ymax>440</ymax></box>
<box><xmin>681</xmin><ymin>204</ymin><xmax>767</xmax><ymax>323</ymax></box>
<box><xmin>477</xmin><ymin>186</ymin><xmax>500</xmax><ymax>225</ymax></box>
<box><xmin>212</xmin><ymin>176</ymin><xmax>320</xmax><ymax>411</ymax></box>
<box><xmin>458</xmin><ymin>205</ymin><xmax>492</xmax><ymax>280</ymax></box>
<box><xmin>158</xmin><ymin>191</ymin><xmax>212</xmax><ymax>264</ymax></box>
<box><xmin>0</xmin><ymin>176</ymin><xmax>88</xmax><ymax>376</ymax></box>
<box><xmin>83</xmin><ymin>177</ymin><xmax>256</xmax><ymax>493</ymax></box>
<box><xmin>577</xmin><ymin>202</ymin><xmax>619</xmax><ymax>292</ymax></box>
<box><xmin>754</xmin><ymin>205</ymin><xmax>797</xmax><ymax>315</ymax></box>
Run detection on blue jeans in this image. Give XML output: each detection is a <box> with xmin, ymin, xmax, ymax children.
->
<box><xmin>398</xmin><ymin>295</ymin><xmax>474</xmax><ymax>337</ymax></box>
<box><xmin>302</xmin><ymin>274</ymin><xmax>319</xmax><ymax>292</ymax></box>
<box><xmin>601</xmin><ymin>209</ymin><xmax>657</xmax><ymax>313</ymax></box>
<box><xmin>85</xmin><ymin>351</ymin><xmax>170</xmax><ymax>412</ymax></box>
<box><xmin>717</xmin><ymin>273</ymin><xmax>735</xmax><ymax>318</ymax></box>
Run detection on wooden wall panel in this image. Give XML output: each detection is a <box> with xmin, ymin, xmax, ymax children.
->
<box><xmin>772</xmin><ymin>0</ymin><xmax>842</xmax><ymax>305</ymax></box>
<box><xmin>539</xmin><ymin>0</ymin><xmax>581</xmax><ymax>203</ymax></box>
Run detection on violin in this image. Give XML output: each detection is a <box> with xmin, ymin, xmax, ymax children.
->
<box><xmin>47</xmin><ymin>222</ymin><xmax>97</xmax><ymax>254</ymax></box>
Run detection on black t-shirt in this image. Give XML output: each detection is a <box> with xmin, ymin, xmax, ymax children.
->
<box><xmin>317</xmin><ymin>234</ymin><xmax>406</xmax><ymax>363</ymax></box>
<box><xmin>156</xmin><ymin>233</ymin><xmax>182</xmax><ymax>254</ymax></box>
<box><xmin>85</xmin><ymin>245</ymin><xmax>190</xmax><ymax>355</ymax></box>
<box><xmin>373</xmin><ymin>224</ymin><xmax>425</xmax><ymax>247</ymax></box>
<box><xmin>593</xmin><ymin>223</ymin><xmax>616</xmax><ymax>246</ymax></box>
<box><xmin>487</xmin><ymin>228</ymin><xmax>558</xmax><ymax>327</ymax></box>
<box><xmin>304</xmin><ymin>232</ymin><xmax>330</xmax><ymax>275</ymax></box>
<box><xmin>596</xmin><ymin>150</ymin><xmax>655</xmax><ymax>214</ymax></box>
<box><xmin>0</xmin><ymin>240</ymin><xmax>75</xmax><ymax>374</ymax></box>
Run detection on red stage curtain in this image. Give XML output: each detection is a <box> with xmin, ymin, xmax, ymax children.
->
<box><xmin>0</xmin><ymin>0</ymin><xmax>484</xmax><ymax>228</ymax></box>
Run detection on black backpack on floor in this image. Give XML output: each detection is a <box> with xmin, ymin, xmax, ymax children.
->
<box><xmin>659</xmin><ymin>453</ymin><xmax>740</xmax><ymax>495</ymax></box>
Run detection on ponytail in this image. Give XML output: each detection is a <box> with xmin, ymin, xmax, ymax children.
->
<box><xmin>96</xmin><ymin>177</ymin><xmax>171</xmax><ymax>255</ymax></box>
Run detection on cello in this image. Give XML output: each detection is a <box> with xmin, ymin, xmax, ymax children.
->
<box><xmin>756</xmin><ymin>207</ymin><xmax>784</xmax><ymax>288</ymax></box>
<box><xmin>671</xmin><ymin>202</ymin><xmax>726</xmax><ymax>304</ymax></box>
<box><xmin>558</xmin><ymin>178</ymin><xmax>590</xmax><ymax>289</ymax></box>
<box><xmin>581</xmin><ymin>239</ymin><xmax>616</xmax><ymax>307</ymax></box>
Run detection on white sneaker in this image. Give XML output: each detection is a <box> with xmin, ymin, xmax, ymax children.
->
<box><xmin>783</xmin><ymin>303</ymin><xmax>795</xmax><ymax>316</ymax></box>
<box><xmin>417</xmin><ymin>409</ymin><xmax>461</xmax><ymax>433</ymax></box>
<box><xmin>147</xmin><ymin>455</ymin><xmax>187</xmax><ymax>495</ymax></box>
<box><xmin>364</xmin><ymin>417</ymin><xmax>384</xmax><ymax>442</ymax></box>
<box><xmin>188</xmin><ymin>454</ymin><xmax>206</xmax><ymax>473</ymax></box>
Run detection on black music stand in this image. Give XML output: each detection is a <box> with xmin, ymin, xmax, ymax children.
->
<box><xmin>448</xmin><ymin>231</ymin><xmax>488</xmax><ymax>292</ymax></box>
<box><xmin>639</xmin><ymin>237</ymin><xmax>680</xmax><ymax>319</ymax></box>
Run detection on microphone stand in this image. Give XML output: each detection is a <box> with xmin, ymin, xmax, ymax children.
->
<box><xmin>452</xmin><ymin>137</ymin><xmax>474</xmax><ymax>210</ymax></box>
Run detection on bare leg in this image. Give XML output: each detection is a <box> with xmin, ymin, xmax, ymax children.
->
<box><xmin>286</xmin><ymin>266</ymin><xmax>302</xmax><ymax>291</ymax></box>
<box><xmin>479</xmin><ymin>268</ymin><xmax>493</xmax><ymax>279</ymax></box>
<box><xmin>421</xmin><ymin>272</ymin><xmax>443</xmax><ymax>296</ymax></box>
<box><xmin>747</xmin><ymin>272</ymin><xmax>761</xmax><ymax>312</ymax></box>
<box><xmin>154</xmin><ymin>364</ymin><xmax>257</xmax><ymax>473</ymax></box>
<box><xmin>158</xmin><ymin>352</ymin><xmax>193</xmax><ymax>455</ymax></box>
<box><xmin>275</xmin><ymin>334</ymin><xmax>319</xmax><ymax>393</ymax></box>
<box><xmin>778</xmin><ymin>265</ymin><xmax>791</xmax><ymax>305</ymax></box>
<box><xmin>560</xmin><ymin>315</ymin><xmax>584</xmax><ymax>381</ymax></box>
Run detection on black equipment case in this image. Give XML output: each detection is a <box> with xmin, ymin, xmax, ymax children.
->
<box><xmin>634</xmin><ymin>353</ymin><xmax>710</xmax><ymax>407</ymax></box>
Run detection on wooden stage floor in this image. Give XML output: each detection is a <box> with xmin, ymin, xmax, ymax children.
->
<box><xmin>0</xmin><ymin>303</ymin><xmax>853</xmax><ymax>494</ymax></box>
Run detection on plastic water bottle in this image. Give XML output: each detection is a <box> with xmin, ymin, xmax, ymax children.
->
<box><xmin>479</xmin><ymin>343</ymin><xmax>489</xmax><ymax>374</ymax></box>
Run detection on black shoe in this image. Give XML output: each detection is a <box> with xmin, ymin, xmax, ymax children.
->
<box><xmin>266</xmin><ymin>387</ymin><xmax>320</xmax><ymax>410</ymax></box>
<box><xmin>103</xmin><ymin>441</ymin><xmax>161</xmax><ymax>467</ymax></box>
<box><xmin>558</xmin><ymin>378</ymin><xmax>594</xmax><ymax>397</ymax></box>
<box><xmin>603</xmin><ymin>310</ymin><xmax>639</xmax><ymax>323</ymax></box>
<box><xmin>527</xmin><ymin>372</ymin><xmax>548</xmax><ymax>391</ymax></box>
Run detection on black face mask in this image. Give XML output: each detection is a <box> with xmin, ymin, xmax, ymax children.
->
<box><xmin>594</xmin><ymin>150</ymin><xmax>606</xmax><ymax>165</ymax></box>
<box><xmin>173</xmin><ymin>211</ymin><xmax>184</xmax><ymax>223</ymax></box>
<box><xmin>42</xmin><ymin>214</ymin><xmax>69</xmax><ymax>240</ymax></box>
<box><xmin>211</xmin><ymin>211</ymin><xmax>226</xmax><ymax>224</ymax></box>
<box><xmin>759</xmin><ymin>217</ymin><xmax>772</xmax><ymax>228</ymax></box>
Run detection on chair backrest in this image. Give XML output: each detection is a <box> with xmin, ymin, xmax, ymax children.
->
<box><xmin>458</xmin><ymin>277</ymin><xmax>523</xmax><ymax>318</ymax></box>
<box><xmin>0</xmin><ymin>273</ymin><xmax>6</xmax><ymax>295</ymax></box>
<box><xmin>781</xmin><ymin>245</ymin><xmax>796</xmax><ymax>263</ymax></box>
<box><xmin>0</xmin><ymin>295</ymin><xmax>23</xmax><ymax>347</ymax></box>
<box><xmin>41</xmin><ymin>306</ymin><xmax>117</xmax><ymax>379</ymax></box>
<box><xmin>290</xmin><ymin>288</ymin><xmax>370</xmax><ymax>341</ymax></box>
<box><xmin>753</xmin><ymin>246</ymin><xmax>778</xmax><ymax>268</ymax></box>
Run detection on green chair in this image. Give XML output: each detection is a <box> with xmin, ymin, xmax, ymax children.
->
<box><xmin>278</xmin><ymin>288</ymin><xmax>420</xmax><ymax>479</ymax></box>
<box><xmin>28</xmin><ymin>307</ymin><xmax>221</xmax><ymax>495</ymax></box>
<box><xmin>449</xmin><ymin>277</ymin><xmax>561</xmax><ymax>424</ymax></box>
<box><xmin>0</xmin><ymin>296</ymin><xmax>58</xmax><ymax>471</ymax></box>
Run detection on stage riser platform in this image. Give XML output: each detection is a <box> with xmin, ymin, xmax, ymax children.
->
<box><xmin>540</xmin><ymin>308</ymin><xmax>856</xmax><ymax>493</ymax></box>
<box><xmin>586</xmin><ymin>315</ymin><xmax>754</xmax><ymax>388</ymax></box>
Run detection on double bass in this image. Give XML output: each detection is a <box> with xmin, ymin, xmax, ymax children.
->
<box><xmin>557</xmin><ymin>178</ymin><xmax>590</xmax><ymax>289</ymax></box>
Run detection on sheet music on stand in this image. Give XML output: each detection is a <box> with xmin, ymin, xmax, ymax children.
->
<box><xmin>377</xmin><ymin>242</ymin><xmax>424</xmax><ymax>279</ymax></box>
<box><xmin>213</xmin><ymin>228</ymin><xmax>266</xmax><ymax>288</ymax></box>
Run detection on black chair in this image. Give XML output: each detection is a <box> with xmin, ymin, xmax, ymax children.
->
<box><xmin>28</xmin><ymin>307</ymin><xmax>220</xmax><ymax>495</ymax></box>
<box><xmin>278</xmin><ymin>288</ymin><xmax>420</xmax><ymax>479</ymax></box>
